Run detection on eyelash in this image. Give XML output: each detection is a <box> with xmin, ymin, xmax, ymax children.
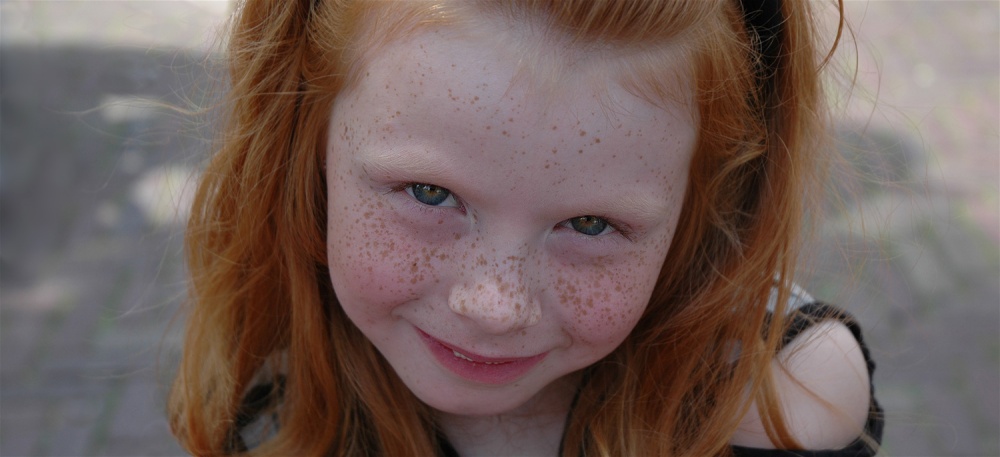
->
<box><xmin>393</xmin><ymin>182</ymin><xmax>634</xmax><ymax>240</ymax></box>
<box><xmin>560</xmin><ymin>217</ymin><xmax>635</xmax><ymax>242</ymax></box>
<box><xmin>391</xmin><ymin>182</ymin><xmax>465</xmax><ymax>212</ymax></box>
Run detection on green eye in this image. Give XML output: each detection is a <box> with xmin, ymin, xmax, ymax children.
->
<box><xmin>406</xmin><ymin>183</ymin><xmax>457</xmax><ymax>207</ymax></box>
<box><xmin>569</xmin><ymin>216</ymin><xmax>611</xmax><ymax>236</ymax></box>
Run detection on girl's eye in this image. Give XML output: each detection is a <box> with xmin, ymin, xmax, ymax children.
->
<box><xmin>567</xmin><ymin>216</ymin><xmax>614</xmax><ymax>236</ymax></box>
<box><xmin>405</xmin><ymin>183</ymin><xmax>459</xmax><ymax>207</ymax></box>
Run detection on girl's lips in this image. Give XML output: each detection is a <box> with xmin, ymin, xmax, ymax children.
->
<box><xmin>416</xmin><ymin>328</ymin><xmax>547</xmax><ymax>385</ymax></box>
<box><xmin>419</xmin><ymin>329</ymin><xmax>525</xmax><ymax>363</ymax></box>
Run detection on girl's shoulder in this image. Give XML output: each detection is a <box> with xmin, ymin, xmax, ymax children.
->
<box><xmin>730</xmin><ymin>301</ymin><xmax>884</xmax><ymax>456</ymax></box>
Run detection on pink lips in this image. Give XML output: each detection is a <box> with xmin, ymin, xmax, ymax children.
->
<box><xmin>416</xmin><ymin>328</ymin><xmax>547</xmax><ymax>385</ymax></box>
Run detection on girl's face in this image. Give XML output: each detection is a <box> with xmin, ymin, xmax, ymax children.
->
<box><xmin>326</xmin><ymin>23</ymin><xmax>697</xmax><ymax>417</ymax></box>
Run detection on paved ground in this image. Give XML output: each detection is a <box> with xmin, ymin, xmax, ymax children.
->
<box><xmin>1</xmin><ymin>2</ymin><xmax>997</xmax><ymax>456</ymax></box>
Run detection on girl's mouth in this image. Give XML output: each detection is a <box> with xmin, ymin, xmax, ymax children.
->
<box><xmin>416</xmin><ymin>328</ymin><xmax>547</xmax><ymax>385</ymax></box>
<box><xmin>450</xmin><ymin>349</ymin><xmax>504</xmax><ymax>364</ymax></box>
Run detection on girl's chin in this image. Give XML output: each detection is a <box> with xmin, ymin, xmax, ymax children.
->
<box><xmin>417</xmin><ymin>389</ymin><xmax>539</xmax><ymax>417</ymax></box>
<box><xmin>414</xmin><ymin>371</ymin><xmax>584</xmax><ymax>419</ymax></box>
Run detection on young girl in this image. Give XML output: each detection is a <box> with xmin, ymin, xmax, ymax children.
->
<box><xmin>169</xmin><ymin>0</ymin><xmax>883</xmax><ymax>455</ymax></box>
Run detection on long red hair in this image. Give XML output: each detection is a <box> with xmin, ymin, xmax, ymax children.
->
<box><xmin>169</xmin><ymin>1</ymin><xmax>842</xmax><ymax>455</ymax></box>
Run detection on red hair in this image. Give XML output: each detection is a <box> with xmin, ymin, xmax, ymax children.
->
<box><xmin>169</xmin><ymin>1</ymin><xmax>843</xmax><ymax>455</ymax></box>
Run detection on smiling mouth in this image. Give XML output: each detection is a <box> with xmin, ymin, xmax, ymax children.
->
<box><xmin>415</xmin><ymin>328</ymin><xmax>547</xmax><ymax>384</ymax></box>
<box><xmin>421</xmin><ymin>329</ymin><xmax>523</xmax><ymax>363</ymax></box>
<box><xmin>450</xmin><ymin>348</ymin><xmax>508</xmax><ymax>365</ymax></box>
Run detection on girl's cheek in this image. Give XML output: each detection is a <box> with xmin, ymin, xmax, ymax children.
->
<box><xmin>328</xmin><ymin>192</ymin><xmax>442</xmax><ymax>308</ymax></box>
<box><xmin>555</xmin><ymin>268</ymin><xmax>651</xmax><ymax>344</ymax></box>
<box><xmin>554</xmin><ymin>244</ymin><xmax>668</xmax><ymax>345</ymax></box>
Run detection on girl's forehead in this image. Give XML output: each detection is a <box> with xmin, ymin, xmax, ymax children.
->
<box><xmin>340</xmin><ymin>4</ymin><xmax>698</xmax><ymax>116</ymax></box>
<box><xmin>345</xmin><ymin>20</ymin><xmax>697</xmax><ymax>136</ymax></box>
<box><xmin>333</xmin><ymin>23</ymin><xmax>698</xmax><ymax>209</ymax></box>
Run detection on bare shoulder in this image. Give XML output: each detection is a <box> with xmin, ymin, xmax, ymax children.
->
<box><xmin>730</xmin><ymin>320</ymin><xmax>872</xmax><ymax>449</ymax></box>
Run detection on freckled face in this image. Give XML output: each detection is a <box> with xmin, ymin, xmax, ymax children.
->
<box><xmin>326</xmin><ymin>26</ymin><xmax>697</xmax><ymax>416</ymax></box>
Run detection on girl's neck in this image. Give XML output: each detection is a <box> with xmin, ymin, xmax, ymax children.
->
<box><xmin>434</xmin><ymin>373</ymin><xmax>581</xmax><ymax>457</ymax></box>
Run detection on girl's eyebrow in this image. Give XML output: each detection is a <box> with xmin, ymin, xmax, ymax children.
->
<box><xmin>358</xmin><ymin>149</ymin><xmax>453</xmax><ymax>179</ymax></box>
<box><xmin>611</xmin><ymin>193</ymin><xmax>673</xmax><ymax>224</ymax></box>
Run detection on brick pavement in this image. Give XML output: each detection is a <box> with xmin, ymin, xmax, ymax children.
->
<box><xmin>823</xmin><ymin>3</ymin><xmax>1000</xmax><ymax>454</ymax></box>
<box><xmin>1</xmin><ymin>3</ymin><xmax>217</xmax><ymax>455</ymax></box>
<box><xmin>1</xmin><ymin>2</ymin><xmax>997</xmax><ymax>456</ymax></box>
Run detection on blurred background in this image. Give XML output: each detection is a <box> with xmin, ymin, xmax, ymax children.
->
<box><xmin>0</xmin><ymin>1</ymin><xmax>996</xmax><ymax>456</ymax></box>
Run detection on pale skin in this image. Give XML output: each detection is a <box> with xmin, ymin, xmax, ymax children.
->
<box><xmin>325</xmin><ymin>18</ymin><xmax>870</xmax><ymax>457</ymax></box>
<box><xmin>733</xmin><ymin>321</ymin><xmax>872</xmax><ymax>450</ymax></box>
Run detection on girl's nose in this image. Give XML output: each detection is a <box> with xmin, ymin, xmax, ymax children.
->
<box><xmin>447</xmin><ymin>256</ymin><xmax>541</xmax><ymax>335</ymax></box>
